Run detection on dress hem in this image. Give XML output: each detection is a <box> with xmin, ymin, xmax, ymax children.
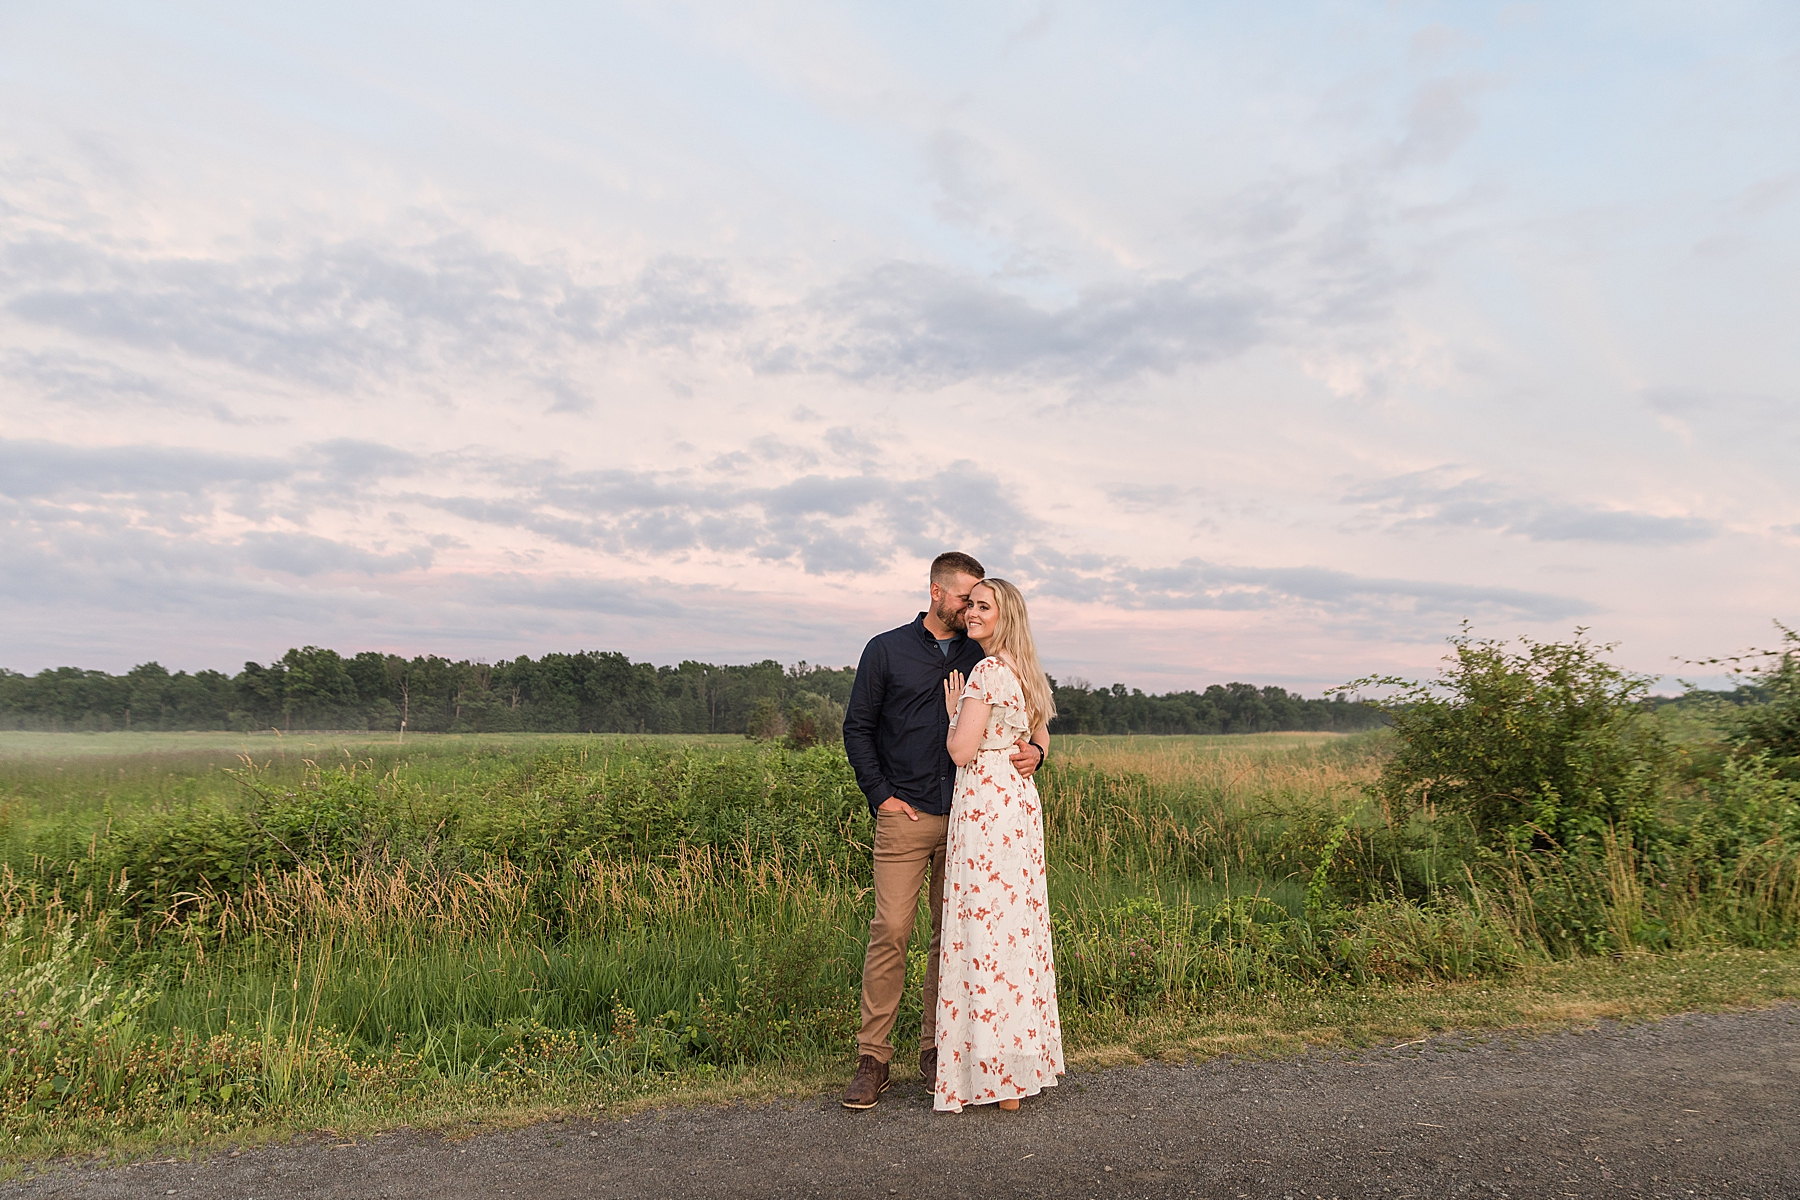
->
<box><xmin>933</xmin><ymin>1074</ymin><xmax>1062</xmax><ymax>1115</ymax></box>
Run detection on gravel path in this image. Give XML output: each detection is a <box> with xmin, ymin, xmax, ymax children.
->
<box><xmin>9</xmin><ymin>1005</ymin><xmax>1798</xmax><ymax>1199</ymax></box>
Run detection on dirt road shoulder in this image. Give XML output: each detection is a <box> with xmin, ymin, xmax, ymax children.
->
<box><xmin>8</xmin><ymin>1003</ymin><xmax>1797</xmax><ymax>1199</ymax></box>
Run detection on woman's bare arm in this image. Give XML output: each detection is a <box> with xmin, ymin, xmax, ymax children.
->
<box><xmin>945</xmin><ymin>680</ymin><xmax>991</xmax><ymax>767</ymax></box>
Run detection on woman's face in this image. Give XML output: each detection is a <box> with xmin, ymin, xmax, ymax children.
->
<box><xmin>964</xmin><ymin>583</ymin><xmax>1001</xmax><ymax>643</ymax></box>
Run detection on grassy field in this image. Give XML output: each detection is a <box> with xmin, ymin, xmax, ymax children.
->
<box><xmin>0</xmin><ymin>729</ymin><xmax>746</xmax><ymax>758</ymax></box>
<box><xmin>0</xmin><ymin>726</ymin><xmax>1794</xmax><ymax>1164</ymax></box>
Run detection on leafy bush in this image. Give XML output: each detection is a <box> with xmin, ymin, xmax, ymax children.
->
<box><xmin>782</xmin><ymin>692</ymin><xmax>844</xmax><ymax>751</ymax></box>
<box><xmin>1352</xmin><ymin>629</ymin><xmax>1671</xmax><ymax>853</ymax></box>
<box><xmin>1723</xmin><ymin>624</ymin><xmax>1800</xmax><ymax>778</ymax></box>
<box><xmin>744</xmin><ymin>697</ymin><xmax>786</xmax><ymax>742</ymax></box>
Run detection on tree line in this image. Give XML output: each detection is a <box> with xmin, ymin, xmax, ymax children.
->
<box><xmin>1047</xmin><ymin>679</ymin><xmax>1383</xmax><ymax>735</ymax></box>
<box><xmin>0</xmin><ymin>646</ymin><xmax>1385</xmax><ymax>737</ymax></box>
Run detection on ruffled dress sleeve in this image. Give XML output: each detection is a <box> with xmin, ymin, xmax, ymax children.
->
<box><xmin>963</xmin><ymin>656</ymin><xmax>1031</xmax><ymax>750</ymax></box>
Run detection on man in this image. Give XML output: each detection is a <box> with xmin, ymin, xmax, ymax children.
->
<box><xmin>839</xmin><ymin>551</ymin><xmax>1048</xmax><ymax>1109</ymax></box>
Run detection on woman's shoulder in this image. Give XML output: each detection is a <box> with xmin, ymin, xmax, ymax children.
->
<box><xmin>973</xmin><ymin>654</ymin><xmax>1024</xmax><ymax>693</ymax></box>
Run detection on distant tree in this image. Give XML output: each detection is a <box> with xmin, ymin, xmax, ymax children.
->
<box><xmin>0</xmin><ymin>645</ymin><xmax>1377</xmax><ymax>738</ymax></box>
<box><xmin>124</xmin><ymin>661</ymin><xmax>172</xmax><ymax>729</ymax></box>
<box><xmin>235</xmin><ymin>661</ymin><xmax>286</xmax><ymax>729</ymax></box>
<box><xmin>782</xmin><ymin>692</ymin><xmax>844</xmax><ymax>750</ymax></box>
<box><xmin>1046</xmin><ymin>675</ymin><xmax>1382</xmax><ymax>736</ymax></box>
<box><xmin>746</xmin><ymin>696</ymin><xmax>787</xmax><ymax>742</ymax></box>
<box><xmin>279</xmin><ymin>647</ymin><xmax>360</xmax><ymax>728</ymax></box>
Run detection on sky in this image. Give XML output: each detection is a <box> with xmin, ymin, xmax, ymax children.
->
<box><xmin>2</xmin><ymin>1</ymin><xmax>1796</xmax><ymax>694</ymax></box>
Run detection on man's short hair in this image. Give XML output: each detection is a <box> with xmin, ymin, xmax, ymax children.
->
<box><xmin>930</xmin><ymin>551</ymin><xmax>985</xmax><ymax>585</ymax></box>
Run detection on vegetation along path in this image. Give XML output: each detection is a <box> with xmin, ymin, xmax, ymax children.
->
<box><xmin>9</xmin><ymin>1004</ymin><xmax>1797</xmax><ymax>1199</ymax></box>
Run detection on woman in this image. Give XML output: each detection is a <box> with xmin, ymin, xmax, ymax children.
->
<box><xmin>933</xmin><ymin>577</ymin><xmax>1064</xmax><ymax>1113</ymax></box>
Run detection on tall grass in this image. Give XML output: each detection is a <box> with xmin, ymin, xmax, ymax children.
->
<box><xmin>0</xmin><ymin>727</ymin><xmax>1795</xmax><ymax>1143</ymax></box>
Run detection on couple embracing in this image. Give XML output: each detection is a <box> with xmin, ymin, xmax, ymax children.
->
<box><xmin>841</xmin><ymin>551</ymin><xmax>1063</xmax><ymax>1114</ymax></box>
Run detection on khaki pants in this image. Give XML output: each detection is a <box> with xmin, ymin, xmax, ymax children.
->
<box><xmin>856</xmin><ymin>808</ymin><xmax>949</xmax><ymax>1063</ymax></box>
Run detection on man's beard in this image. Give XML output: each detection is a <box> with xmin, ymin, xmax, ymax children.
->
<box><xmin>936</xmin><ymin>599</ymin><xmax>968</xmax><ymax>632</ymax></box>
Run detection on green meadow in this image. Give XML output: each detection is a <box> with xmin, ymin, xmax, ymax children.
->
<box><xmin>1</xmin><ymin>630</ymin><xmax>1798</xmax><ymax>1161</ymax></box>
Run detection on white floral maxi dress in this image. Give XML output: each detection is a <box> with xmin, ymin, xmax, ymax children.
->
<box><xmin>934</xmin><ymin>656</ymin><xmax>1064</xmax><ymax>1113</ymax></box>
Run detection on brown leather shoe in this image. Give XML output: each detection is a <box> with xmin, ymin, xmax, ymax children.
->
<box><xmin>841</xmin><ymin>1055</ymin><xmax>889</xmax><ymax>1110</ymax></box>
<box><xmin>918</xmin><ymin>1046</ymin><xmax>937</xmax><ymax>1083</ymax></box>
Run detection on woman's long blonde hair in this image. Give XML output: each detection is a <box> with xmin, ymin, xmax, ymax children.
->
<box><xmin>974</xmin><ymin>577</ymin><xmax>1056</xmax><ymax>732</ymax></box>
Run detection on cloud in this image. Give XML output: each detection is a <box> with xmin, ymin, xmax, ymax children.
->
<box><xmin>0</xmin><ymin>348</ymin><xmax>258</xmax><ymax>421</ymax></box>
<box><xmin>450</xmin><ymin>572</ymin><xmax>685</xmax><ymax>619</ymax></box>
<box><xmin>1347</xmin><ymin>469</ymin><xmax>1720</xmax><ymax>546</ymax></box>
<box><xmin>0</xmin><ymin>520</ymin><xmax>386</xmax><ymax>623</ymax></box>
<box><xmin>1</xmin><ymin>235</ymin><xmax>748</xmax><ymax>389</ymax></box>
<box><xmin>0</xmin><ymin>432</ymin><xmax>1597</xmax><ymax>658</ymax></box>
<box><xmin>3</xmin><ymin>0</ymin><xmax>1793</xmax><ymax>693</ymax></box>
<box><xmin>306</xmin><ymin>439</ymin><xmax>424</xmax><ymax>486</ymax></box>
<box><xmin>1642</xmin><ymin>387</ymin><xmax>1800</xmax><ymax>452</ymax></box>
<box><xmin>0</xmin><ymin>436</ymin><xmax>430</xmax><ymax>535</ymax></box>
<box><xmin>1510</xmin><ymin>508</ymin><xmax>1714</xmax><ymax>544</ymax></box>
<box><xmin>0</xmin><ymin>438</ymin><xmax>288</xmax><ymax>499</ymax></box>
<box><xmin>1002</xmin><ymin>2</ymin><xmax>1058</xmax><ymax>52</ymax></box>
<box><xmin>0</xmin><ymin>499</ymin><xmax>868</xmax><ymax>673</ymax></box>
<box><xmin>823</xmin><ymin>426</ymin><xmax>878</xmax><ymax>458</ymax></box>
<box><xmin>4</xmin><ymin>223</ymin><xmax>1282</xmax><ymax>396</ymax></box>
<box><xmin>540</xmin><ymin>377</ymin><xmax>594</xmax><ymax>415</ymax></box>
<box><xmin>1737</xmin><ymin>172</ymin><xmax>1799</xmax><ymax>218</ymax></box>
<box><xmin>423</xmin><ymin>458</ymin><xmax>1040</xmax><ymax>575</ymax></box>
<box><xmin>1391</xmin><ymin>76</ymin><xmax>1487</xmax><ymax>167</ymax></box>
<box><xmin>0</xmin><ymin>431</ymin><xmax>1038</xmax><ymax>583</ymax></box>
<box><xmin>1103</xmin><ymin>483</ymin><xmax>1188</xmax><ymax>513</ymax></box>
<box><xmin>602</xmin><ymin>257</ymin><xmax>752</xmax><ymax>348</ymax></box>
<box><xmin>777</xmin><ymin>262</ymin><xmax>1266</xmax><ymax>387</ymax></box>
<box><xmin>1029</xmin><ymin>554</ymin><xmax>1591</xmax><ymax>627</ymax></box>
<box><xmin>928</xmin><ymin>128</ymin><xmax>1005</xmax><ymax>228</ymax></box>
<box><xmin>238</xmin><ymin>531</ymin><xmax>432</xmax><ymax>577</ymax></box>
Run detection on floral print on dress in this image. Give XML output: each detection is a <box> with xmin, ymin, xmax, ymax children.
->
<box><xmin>934</xmin><ymin>655</ymin><xmax>1064</xmax><ymax>1113</ymax></box>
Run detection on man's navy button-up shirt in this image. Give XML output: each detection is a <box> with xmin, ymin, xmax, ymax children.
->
<box><xmin>842</xmin><ymin>613</ymin><xmax>988</xmax><ymax>817</ymax></box>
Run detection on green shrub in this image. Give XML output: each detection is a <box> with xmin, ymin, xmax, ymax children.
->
<box><xmin>745</xmin><ymin>698</ymin><xmax>786</xmax><ymax>742</ymax></box>
<box><xmin>782</xmin><ymin>692</ymin><xmax>844</xmax><ymax>751</ymax></box>
<box><xmin>1723</xmin><ymin>624</ymin><xmax>1800</xmax><ymax>778</ymax></box>
<box><xmin>1352</xmin><ymin>628</ymin><xmax>1671</xmax><ymax>854</ymax></box>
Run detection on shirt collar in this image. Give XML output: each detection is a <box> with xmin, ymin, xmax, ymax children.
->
<box><xmin>913</xmin><ymin>612</ymin><xmax>963</xmax><ymax>645</ymax></box>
